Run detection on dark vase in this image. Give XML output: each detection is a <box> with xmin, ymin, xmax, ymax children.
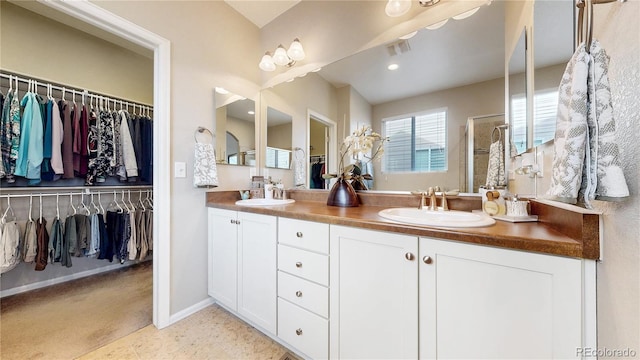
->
<box><xmin>327</xmin><ymin>178</ymin><xmax>360</xmax><ymax>207</ymax></box>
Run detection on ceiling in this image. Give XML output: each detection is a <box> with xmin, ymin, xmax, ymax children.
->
<box><xmin>224</xmin><ymin>0</ymin><xmax>301</xmax><ymax>28</ymax></box>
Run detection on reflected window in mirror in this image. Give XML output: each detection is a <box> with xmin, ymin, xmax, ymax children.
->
<box><xmin>266</xmin><ymin>107</ymin><xmax>293</xmax><ymax>169</ymax></box>
<box><xmin>215</xmin><ymin>90</ymin><xmax>255</xmax><ymax>166</ymax></box>
<box><xmin>533</xmin><ymin>0</ymin><xmax>574</xmax><ymax>148</ymax></box>
<box><xmin>383</xmin><ymin>109</ymin><xmax>447</xmax><ymax>173</ymax></box>
<box><xmin>509</xmin><ymin>27</ymin><xmax>527</xmax><ymax>155</ymax></box>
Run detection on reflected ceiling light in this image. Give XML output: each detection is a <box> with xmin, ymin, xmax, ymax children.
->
<box><xmin>425</xmin><ymin>18</ymin><xmax>448</xmax><ymax>30</ymax></box>
<box><xmin>385</xmin><ymin>0</ymin><xmax>411</xmax><ymax>17</ymax></box>
<box><xmin>385</xmin><ymin>0</ymin><xmax>440</xmax><ymax>17</ymax></box>
<box><xmin>399</xmin><ymin>31</ymin><xmax>418</xmax><ymax>40</ymax></box>
<box><xmin>215</xmin><ymin>87</ymin><xmax>229</xmax><ymax>94</ymax></box>
<box><xmin>311</xmin><ymin>67</ymin><xmax>322</xmax><ymax>72</ymax></box>
<box><xmin>248</xmin><ymin>110</ymin><xmax>255</xmax><ymax>115</ymax></box>
<box><xmin>452</xmin><ymin>7</ymin><xmax>480</xmax><ymax>20</ymax></box>
<box><xmin>388</xmin><ymin>63</ymin><xmax>399</xmax><ymax>71</ymax></box>
<box><xmin>259</xmin><ymin>38</ymin><xmax>306</xmax><ymax>71</ymax></box>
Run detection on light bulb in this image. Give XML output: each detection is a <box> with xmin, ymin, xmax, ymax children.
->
<box><xmin>385</xmin><ymin>0</ymin><xmax>411</xmax><ymax>17</ymax></box>
<box><xmin>272</xmin><ymin>45</ymin><xmax>291</xmax><ymax>66</ymax></box>
<box><xmin>287</xmin><ymin>38</ymin><xmax>305</xmax><ymax>61</ymax></box>
<box><xmin>425</xmin><ymin>19</ymin><xmax>448</xmax><ymax>30</ymax></box>
<box><xmin>452</xmin><ymin>7</ymin><xmax>480</xmax><ymax>20</ymax></box>
<box><xmin>259</xmin><ymin>52</ymin><xmax>276</xmax><ymax>71</ymax></box>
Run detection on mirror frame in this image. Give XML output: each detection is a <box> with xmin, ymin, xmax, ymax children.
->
<box><xmin>507</xmin><ymin>26</ymin><xmax>528</xmax><ymax>157</ymax></box>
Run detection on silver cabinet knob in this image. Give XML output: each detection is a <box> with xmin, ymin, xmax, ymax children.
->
<box><xmin>405</xmin><ymin>252</ymin><xmax>415</xmax><ymax>261</ymax></box>
<box><xmin>295</xmin><ymin>290</ymin><xmax>303</xmax><ymax>297</ymax></box>
<box><xmin>296</xmin><ymin>231</ymin><xmax>303</xmax><ymax>238</ymax></box>
<box><xmin>230</xmin><ymin>219</ymin><xmax>235</xmax><ymax>224</ymax></box>
<box><xmin>296</xmin><ymin>328</ymin><xmax>303</xmax><ymax>336</ymax></box>
<box><xmin>422</xmin><ymin>256</ymin><xmax>433</xmax><ymax>264</ymax></box>
<box><xmin>295</xmin><ymin>262</ymin><xmax>302</xmax><ymax>268</ymax></box>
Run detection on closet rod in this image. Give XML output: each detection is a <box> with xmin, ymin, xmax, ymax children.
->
<box><xmin>0</xmin><ymin>189</ymin><xmax>152</xmax><ymax>199</ymax></box>
<box><xmin>1</xmin><ymin>185</ymin><xmax>152</xmax><ymax>193</ymax></box>
<box><xmin>0</xmin><ymin>70</ymin><xmax>154</xmax><ymax>109</ymax></box>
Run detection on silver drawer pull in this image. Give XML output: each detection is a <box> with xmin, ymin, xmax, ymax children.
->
<box><xmin>296</xmin><ymin>328</ymin><xmax>303</xmax><ymax>336</ymax></box>
<box><xmin>295</xmin><ymin>290</ymin><xmax>303</xmax><ymax>297</ymax></box>
<box><xmin>405</xmin><ymin>252</ymin><xmax>415</xmax><ymax>261</ymax></box>
<box><xmin>423</xmin><ymin>256</ymin><xmax>433</xmax><ymax>265</ymax></box>
<box><xmin>295</xmin><ymin>261</ymin><xmax>303</xmax><ymax>268</ymax></box>
<box><xmin>230</xmin><ymin>219</ymin><xmax>235</xmax><ymax>224</ymax></box>
<box><xmin>296</xmin><ymin>231</ymin><xmax>303</xmax><ymax>238</ymax></box>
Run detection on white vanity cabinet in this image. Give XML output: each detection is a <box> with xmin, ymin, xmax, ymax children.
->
<box><xmin>419</xmin><ymin>237</ymin><xmax>595</xmax><ymax>359</ymax></box>
<box><xmin>329</xmin><ymin>225</ymin><xmax>419</xmax><ymax>360</ymax></box>
<box><xmin>277</xmin><ymin>218</ymin><xmax>330</xmax><ymax>360</ymax></box>
<box><xmin>207</xmin><ymin>208</ymin><xmax>277</xmax><ymax>334</ymax></box>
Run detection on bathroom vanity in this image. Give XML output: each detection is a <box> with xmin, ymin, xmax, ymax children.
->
<box><xmin>206</xmin><ymin>190</ymin><xmax>599</xmax><ymax>359</ymax></box>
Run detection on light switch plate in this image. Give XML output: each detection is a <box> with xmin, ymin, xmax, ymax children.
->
<box><xmin>174</xmin><ymin>162</ymin><xmax>186</xmax><ymax>178</ymax></box>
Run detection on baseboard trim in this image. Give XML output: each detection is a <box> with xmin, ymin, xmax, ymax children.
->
<box><xmin>168</xmin><ymin>297</ymin><xmax>216</xmax><ymax>325</ymax></box>
<box><xmin>0</xmin><ymin>261</ymin><xmax>146</xmax><ymax>298</ymax></box>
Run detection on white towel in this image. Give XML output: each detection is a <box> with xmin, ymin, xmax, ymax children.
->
<box><xmin>485</xmin><ymin>139</ymin><xmax>506</xmax><ymax>188</ymax></box>
<box><xmin>547</xmin><ymin>40</ymin><xmax>629</xmax><ymax>208</ymax></box>
<box><xmin>193</xmin><ymin>143</ymin><xmax>219</xmax><ymax>188</ymax></box>
<box><xmin>293</xmin><ymin>151</ymin><xmax>306</xmax><ymax>187</ymax></box>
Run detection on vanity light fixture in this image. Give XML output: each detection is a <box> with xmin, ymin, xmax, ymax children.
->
<box><xmin>385</xmin><ymin>0</ymin><xmax>440</xmax><ymax>17</ymax></box>
<box><xmin>259</xmin><ymin>38</ymin><xmax>306</xmax><ymax>71</ymax></box>
<box><xmin>215</xmin><ymin>87</ymin><xmax>229</xmax><ymax>94</ymax></box>
<box><xmin>452</xmin><ymin>6</ymin><xmax>480</xmax><ymax>20</ymax></box>
<box><xmin>425</xmin><ymin>19</ymin><xmax>448</xmax><ymax>30</ymax></box>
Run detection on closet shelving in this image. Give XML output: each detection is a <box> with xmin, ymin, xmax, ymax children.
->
<box><xmin>0</xmin><ymin>70</ymin><xmax>155</xmax><ymax>297</ymax></box>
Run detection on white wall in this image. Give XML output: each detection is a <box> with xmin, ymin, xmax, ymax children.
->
<box><xmin>90</xmin><ymin>0</ymin><xmax>262</xmax><ymax>314</ymax></box>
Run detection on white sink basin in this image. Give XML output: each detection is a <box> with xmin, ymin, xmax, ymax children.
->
<box><xmin>378</xmin><ymin>208</ymin><xmax>495</xmax><ymax>228</ymax></box>
<box><xmin>235</xmin><ymin>198</ymin><xmax>295</xmax><ymax>206</ymax></box>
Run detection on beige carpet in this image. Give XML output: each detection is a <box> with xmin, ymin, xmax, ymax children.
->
<box><xmin>0</xmin><ymin>261</ymin><xmax>152</xmax><ymax>360</ymax></box>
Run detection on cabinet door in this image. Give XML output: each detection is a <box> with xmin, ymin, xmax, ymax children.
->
<box><xmin>330</xmin><ymin>225</ymin><xmax>418</xmax><ymax>360</ymax></box>
<box><xmin>419</xmin><ymin>237</ymin><xmax>583</xmax><ymax>359</ymax></box>
<box><xmin>238</xmin><ymin>212</ymin><xmax>277</xmax><ymax>334</ymax></box>
<box><xmin>208</xmin><ymin>208</ymin><xmax>238</xmax><ymax>311</ymax></box>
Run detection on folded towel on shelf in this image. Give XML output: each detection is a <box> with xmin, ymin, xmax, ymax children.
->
<box><xmin>193</xmin><ymin>143</ymin><xmax>219</xmax><ymax>188</ymax></box>
<box><xmin>547</xmin><ymin>40</ymin><xmax>629</xmax><ymax>208</ymax></box>
<box><xmin>485</xmin><ymin>139</ymin><xmax>506</xmax><ymax>188</ymax></box>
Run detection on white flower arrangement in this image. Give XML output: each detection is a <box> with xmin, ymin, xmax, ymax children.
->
<box><xmin>324</xmin><ymin>125</ymin><xmax>388</xmax><ymax>183</ymax></box>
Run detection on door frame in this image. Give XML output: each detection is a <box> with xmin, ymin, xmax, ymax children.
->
<box><xmin>40</xmin><ymin>0</ymin><xmax>172</xmax><ymax>329</ymax></box>
<box><xmin>307</xmin><ymin>109</ymin><xmax>337</xmax><ymax>189</ymax></box>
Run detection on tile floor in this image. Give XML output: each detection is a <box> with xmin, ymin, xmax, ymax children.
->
<box><xmin>78</xmin><ymin>304</ymin><xmax>292</xmax><ymax>360</ymax></box>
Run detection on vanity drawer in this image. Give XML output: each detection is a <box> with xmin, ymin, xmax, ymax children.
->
<box><xmin>278</xmin><ymin>218</ymin><xmax>329</xmax><ymax>254</ymax></box>
<box><xmin>278</xmin><ymin>298</ymin><xmax>328</xmax><ymax>360</ymax></box>
<box><xmin>278</xmin><ymin>245</ymin><xmax>329</xmax><ymax>286</ymax></box>
<box><xmin>278</xmin><ymin>271</ymin><xmax>328</xmax><ymax>318</ymax></box>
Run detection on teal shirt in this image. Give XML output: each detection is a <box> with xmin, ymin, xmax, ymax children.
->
<box><xmin>14</xmin><ymin>92</ymin><xmax>44</xmax><ymax>180</ymax></box>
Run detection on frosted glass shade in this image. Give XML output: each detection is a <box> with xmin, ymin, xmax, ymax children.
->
<box><xmin>385</xmin><ymin>0</ymin><xmax>411</xmax><ymax>17</ymax></box>
<box><xmin>287</xmin><ymin>39</ymin><xmax>305</xmax><ymax>61</ymax></box>
<box><xmin>259</xmin><ymin>52</ymin><xmax>276</xmax><ymax>72</ymax></box>
<box><xmin>272</xmin><ymin>45</ymin><xmax>291</xmax><ymax>66</ymax></box>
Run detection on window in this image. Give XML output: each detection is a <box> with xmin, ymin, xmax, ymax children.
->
<box><xmin>510</xmin><ymin>94</ymin><xmax>527</xmax><ymax>155</ymax></box>
<box><xmin>383</xmin><ymin>110</ymin><xmax>447</xmax><ymax>173</ymax></box>
<box><xmin>265</xmin><ymin>147</ymin><xmax>291</xmax><ymax>169</ymax></box>
<box><xmin>533</xmin><ymin>89</ymin><xmax>559</xmax><ymax>146</ymax></box>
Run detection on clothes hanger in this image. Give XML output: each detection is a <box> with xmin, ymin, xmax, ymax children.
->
<box><xmin>90</xmin><ymin>193</ymin><xmax>100</xmax><ymax>214</ymax></box>
<box><xmin>137</xmin><ymin>190</ymin><xmax>146</xmax><ymax>211</ymax></box>
<box><xmin>39</xmin><ymin>194</ymin><xmax>43</xmax><ymax>222</ymax></box>
<box><xmin>67</xmin><ymin>193</ymin><xmax>77</xmax><ymax>216</ymax></box>
<box><xmin>2</xmin><ymin>196</ymin><xmax>17</xmax><ymax>222</ymax></box>
<box><xmin>121</xmin><ymin>190</ymin><xmax>131</xmax><ymax>213</ymax></box>
<box><xmin>144</xmin><ymin>190</ymin><xmax>154</xmax><ymax>209</ymax></box>
<box><xmin>78</xmin><ymin>193</ymin><xmax>91</xmax><ymax>215</ymax></box>
<box><xmin>28</xmin><ymin>194</ymin><xmax>34</xmax><ymax>222</ymax></box>
<box><xmin>98</xmin><ymin>192</ymin><xmax>105</xmax><ymax>214</ymax></box>
<box><xmin>126</xmin><ymin>190</ymin><xmax>136</xmax><ymax>211</ymax></box>
<box><xmin>108</xmin><ymin>190</ymin><xmax>123</xmax><ymax>213</ymax></box>
<box><xmin>56</xmin><ymin>193</ymin><xmax>61</xmax><ymax>220</ymax></box>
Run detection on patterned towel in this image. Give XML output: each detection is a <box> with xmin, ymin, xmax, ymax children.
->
<box><xmin>547</xmin><ymin>40</ymin><xmax>629</xmax><ymax>208</ymax></box>
<box><xmin>486</xmin><ymin>139</ymin><xmax>506</xmax><ymax>188</ymax></box>
<box><xmin>193</xmin><ymin>143</ymin><xmax>218</xmax><ymax>188</ymax></box>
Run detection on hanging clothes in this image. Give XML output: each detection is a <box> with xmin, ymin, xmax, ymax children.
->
<box><xmin>49</xmin><ymin>217</ymin><xmax>64</xmax><ymax>264</ymax></box>
<box><xmin>139</xmin><ymin>116</ymin><xmax>153</xmax><ymax>183</ymax></box>
<box><xmin>14</xmin><ymin>91</ymin><xmax>44</xmax><ymax>184</ymax></box>
<box><xmin>73</xmin><ymin>214</ymin><xmax>90</xmax><ymax>257</ymax></box>
<box><xmin>22</xmin><ymin>217</ymin><xmax>37</xmax><ymax>263</ymax></box>
<box><xmin>119</xmin><ymin>110</ymin><xmax>138</xmax><ymax>180</ymax></box>
<box><xmin>1</xmin><ymin>87</ymin><xmax>21</xmax><ymax>183</ymax></box>
<box><xmin>59</xmin><ymin>99</ymin><xmax>75</xmax><ymax>179</ymax></box>
<box><xmin>34</xmin><ymin>218</ymin><xmax>49</xmax><ymax>271</ymax></box>
<box><xmin>85</xmin><ymin>106</ymin><xmax>100</xmax><ymax>186</ymax></box>
<box><xmin>112</xmin><ymin>109</ymin><xmax>126</xmax><ymax>180</ymax></box>
<box><xmin>127</xmin><ymin>210</ymin><xmax>137</xmax><ymax>261</ymax></box>
<box><xmin>41</xmin><ymin>99</ymin><xmax>55</xmax><ymax>181</ymax></box>
<box><xmin>135</xmin><ymin>208</ymin><xmax>147</xmax><ymax>260</ymax></box>
<box><xmin>86</xmin><ymin>213</ymin><xmax>101</xmax><ymax>257</ymax></box>
<box><xmin>96</xmin><ymin>108</ymin><xmax>115</xmax><ymax>183</ymax></box>
<box><xmin>0</xmin><ymin>216</ymin><xmax>21</xmax><ymax>274</ymax></box>
<box><xmin>72</xmin><ymin>103</ymin><xmax>89</xmax><ymax>177</ymax></box>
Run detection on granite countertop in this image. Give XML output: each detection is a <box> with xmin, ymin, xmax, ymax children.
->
<box><xmin>206</xmin><ymin>190</ymin><xmax>600</xmax><ymax>260</ymax></box>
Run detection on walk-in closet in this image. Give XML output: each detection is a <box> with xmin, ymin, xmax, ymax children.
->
<box><xmin>0</xmin><ymin>1</ymin><xmax>155</xmax><ymax>358</ymax></box>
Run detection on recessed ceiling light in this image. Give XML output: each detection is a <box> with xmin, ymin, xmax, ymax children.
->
<box><xmin>452</xmin><ymin>7</ymin><xmax>480</xmax><ymax>20</ymax></box>
<box><xmin>399</xmin><ymin>31</ymin><xmax>418</xmax><ymax>40</ymax></box>
<box><xmin>311</xmin><ymin>67</ymin><xmax>322</xmax><ymax>72</ymax></box>
<box><xmin>388</xmin><ymin>63</ymin><xmax>399</xmax><ymax>71</ymax></box>
<box><xmin>248</xmin><ymin>110</ymin><xmax>255</xmax><ymax>115</ymax></box>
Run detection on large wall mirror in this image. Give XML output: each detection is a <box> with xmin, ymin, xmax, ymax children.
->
<box><xmin>215</xmin><ymin>89</ymin><xmax>256</xmax><ymax>166</ymax></box>
<box><xmin>266</xmin><ymin>107</ymin><xmax>293</xmax><ymax>169</ymax></box>
<box><xmin>508</xmin><ymin>27</ymin><xmax>528</xmax><ymax>156</ymax></box>
<box><xmin>532</xmin><ymin>0</ymin><xmax>574</xmax><ymax>148</ymax></box>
